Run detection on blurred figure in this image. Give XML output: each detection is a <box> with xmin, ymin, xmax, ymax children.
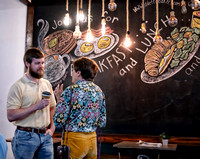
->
<box><xmin>54</xmin><ymin>57</ymin><xmax>106</xmax><ymax>159</ymax></box>
<box><xmin>0</xmin><ymin>133</ymin><xmax>8</xmax><ymax>159</ymax></box>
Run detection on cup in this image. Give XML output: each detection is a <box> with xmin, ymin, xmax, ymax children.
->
<box><xmin>42</xmin><ymin>91</ymin><xmax>51</xmax><ymax>99</ymax></box>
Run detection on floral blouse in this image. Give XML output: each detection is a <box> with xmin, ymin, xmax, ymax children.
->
<box><xmin>54</xmin><ymin>79</ymin><xmax>106</xmax><ymax>132</ymax></box>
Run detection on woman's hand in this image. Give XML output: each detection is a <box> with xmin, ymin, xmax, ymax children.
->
<box><xmin>54</xmin><ymin>84</ymin><xmax>63</xmax><ymax>102</ymax></box>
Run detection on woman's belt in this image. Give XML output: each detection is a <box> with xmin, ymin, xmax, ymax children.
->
<box><xmin>17</xmin><ymin>126</ymin><xmax>48</xmax><ymax>134</ymax></box>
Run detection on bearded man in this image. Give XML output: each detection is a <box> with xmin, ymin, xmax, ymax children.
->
<box><xmin>7</xmin><ymin>48</ymin><xmax>56</xmax><ymax>159</ymax></box>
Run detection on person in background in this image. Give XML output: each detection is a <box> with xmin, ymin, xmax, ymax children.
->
<box><xmin>0</xmin><ymin>133</ymin><xmax>8</xmax><ymax>159</ymax></box>
<box><xmin>54</xmin><ymin>57</ymin><xmax>106</xmax><ymax>159</ymax></box>
<box><xmin>7</xmin><ymin>48</ymin><xmax>56</xmax><ymax>159</ymax></box>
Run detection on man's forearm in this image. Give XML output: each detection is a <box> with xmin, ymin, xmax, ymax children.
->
<box><xmin>7</xmin><ymin>104</ymin><xmax>38</xmax><ymax>122</ymax></box>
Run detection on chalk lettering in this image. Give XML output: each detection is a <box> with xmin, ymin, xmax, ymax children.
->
<box><xmin>136</xmin><ymin>47</ymin><xmax>149</xmax><ymax>54</ymax></box>
<box><xmin>52</xmin><ymin>20</ymin><xmax>58</xmax><ymax>30</ymax></box>
<box><xmin>125</xmin><ymin>64</ymin><xmax>133</xmax><ymax>72</ymax></box>
<box><xmin>161</xmin><ymin>16</ymin><xmax>169</xmax><ymax>27</ymax></box>
<box><xmin>98</xmin><ymin>59</ymin><xmax>109</xmax><ymax>72</ymax></box>
<box><xmin>116</xmin><ymin>48</ymin><xmax>126</xmax><ymax>60</ymax></box>
<box><xmin>112</xmin><ymin>54</ymin><xmax>123</xmax><ymax>66</ymax></box>
<box><xmin>185</xmin><ymin>55</ymin><xmax>200</xmax><ymax>75</ymax></box>
<box><xmin>52</xmin><ymin>20</ymin><xmax>63</xmax><ymax>30</ymax></box>
<box><xmin>112</xmin><ymin>17</ymin><xmax>119</xmax><ymax>23</ymax></box>
<box><xmin>130</xmin><ymin>57</ymin><xmax>138</xmax><ymax>66</ymax></box>
<box><xmin>147</xmin><ymin>29</ymin><xmax>156</xmax><ymax>40</ymax></box>
<box><xmin>141</xmin><ymin>37</ymin><xmax>152</xmax><ymax>47</ymax></box>
<box><xmin>119</xmin><ymin>68</ymin><xmax>127</xmax><ymax>76</ymax></box>
<box><xmin>106</xmin><ymin>56</ymin><xmax>113</xmax><ymax>68</ymax></box>
<box><xmin>119</xmin><ymin>43</ymin><xmax>133</xmax><ymax>53</ymax></box>
<box><xmin>119</xmin><ymin>57</ymin><xmax>138</xmax><ymax>76</ymax></box>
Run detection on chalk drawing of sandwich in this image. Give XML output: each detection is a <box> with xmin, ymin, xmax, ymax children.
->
<box><xmin>141</xmin><ymin>25</ymin><xmax>200</xmax><ymax>84</ymax></box>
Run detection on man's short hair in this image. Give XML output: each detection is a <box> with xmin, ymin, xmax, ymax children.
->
<box><xmin>73</xmin><ymin>57</ymin><xmax>98</xmax><ymax>81</ymax></box>
<box><xmin>23</xmin><ymin>48</ymin><xmax>44</xmax><ymax>68</ymax></box>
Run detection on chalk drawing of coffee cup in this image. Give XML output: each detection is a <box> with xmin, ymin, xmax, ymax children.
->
<box><xmin>44</xmin><ymin>54</ymin><xmax>70</xmax><ymax>83</ymax></box>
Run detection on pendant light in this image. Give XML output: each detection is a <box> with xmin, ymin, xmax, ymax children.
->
<box><xmin>101</xmin><ymin>0</ymin><xmax>106</xmax><ymax>35</ymax></box>
<box><xmin>108</xmin><ymin>0</ymin><xmax>117</xmax><ymax>11</ymax></box>
<box><xmin>63</xmin><ymin>0</ymin><xmax>71</xmax><ymax>26</ymax></box>
<box><xmin>168</xmin><ymin>0</ymin><xmax>178</xmax><ymax>27</ymax></box>
<box><xmin>123</xmin><ymin>0</ymin><xmax>132</xmax><ymax>47</ymax></box>
<box><xmin>79</xmin><ymin>0</ymin><xmax>85</xmax><ymax>22</ymax></box>
<box><xmin>181</xmin><ymin>0</ymin><xmax>187</xmax><ymax>14</ymax></box>
<box><xmin>191</xmin><ymin>0</ymin><xmax>200</xmax><ymax>10</ymax></box>
<box><xmin>140</xmin><ymin>0</ymin><xmax>146</xmax><ymax>33</ymax></box>
<box><xmin>86</xmin><ymin>0</ymin><xmax>93</xmax><ymax>42</ymax></box>
<box><xmin>73</xmin><ymin>0</ymin><xmax>82</xmax><ymax>39</ymax></box>
<box><xmin>153</xmin><ymin>0</ymin><xmax>163</xmax><ymax>44</ymax></box>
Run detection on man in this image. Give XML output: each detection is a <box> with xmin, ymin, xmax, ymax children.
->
<box><xmin>7</xmin><ymin>48</ymin><xmax>56</xmax><ymax>159</ymax></box>
<box><xmin>54</xmin><ymin>57</ymin><xmax>106</xmax><ymax>159</ymax></box>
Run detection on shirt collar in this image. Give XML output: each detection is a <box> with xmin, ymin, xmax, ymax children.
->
<box><xmin>76</xmin><ymin>78</ymin><xmax>86</xmax><ymax>84</ymax></box>
<box><xmin>23</xmin><ymin>74</ymin><xmax>41</xmax><ymax>84</ymax></box>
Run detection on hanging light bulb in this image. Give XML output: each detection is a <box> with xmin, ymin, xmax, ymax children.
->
<box><xmin>140</xmin><ymin>0</ymin><xmax>146</xmax><ymax>34</ymax></box>
<box><xmin>168</xmin><ymin>10</ymin><xmax>178</xmax><ymax>27</ymax></box>
<box><xmin>153</xmin><ymin>30</ymin><xmax>163</xmax><ymax>44</ymax></box>
<box><xmin>153</xmin><ymin>0</ymin><xmax>163</xmax><ymax>44</ymax></box>
<box><xmin>86</xmin><ymin>0</ymin><xmax>93</xmax><ymax>42</ymax></box>
<box><xmin>108</xmin><ymin>0</ymin><xmax>117</xmax><ymax>11</ymax></box>
<box><xmin>86</xmin><ymin>29</ymin><xmax>93</xmax><ymax>42</ymax></box>
<box><xmin>191</xmin><ymin>0</ymin><xmax>200</xmax><ymax>10</ymax></box>
<box><xmin>73</xmin><ymin>25</ymin><xmax>82</xmax><ymax>39</ymax></box>
<box><xmin>101</xmin><ymin>17</ymin><xmax>106</xmax><ymax>35</ymax></box>
<box><xmin>64</xmin><ymin>12</ymin><xmax>71</xmax><ymax>25</ymax></box>
<box><xmin>140</xmin><ymin>21</ymin><xmax>147</xmax><ymax>33</ymax></box>
<box><xmin>101</xmin><ymin>0</ymin><xmax>106</xmax><ymax>35</ymax></box>
<box><xmin>181</xmin><ymin>0</ymin><xmax>187</xmax><ymax>14</ymax></box>
<box><xmin>124</xmin><ymin>31</ymin><xmax>132</xmax><ymax>47</ymax></box>
<box><xmin>63</xmin><ymin>0</ymin><xmax>71</xmax><ymax>26</ymax></box>
<box><xmin>79</xmin><ymin>9</ymin><xmax>85</xmax><ymax>22</ymax></box>
<box><xmin>168</xmin><ymin>0</ymin><xmax>178</xmax><ymax>27</ymax></box>
<box><xmin>79</xmin><ymin>0</ymin><xmax>85</xmax><ymax>22</ymax></box>
<box><xmin>123</xmin><ymin>0</ymin><xmax>132</xmax><ymax>47</ymax></box>
<box><xmin>73</xmin><ymin>0</ymin><xmax>82</xmax><ymax>39</ymax></box>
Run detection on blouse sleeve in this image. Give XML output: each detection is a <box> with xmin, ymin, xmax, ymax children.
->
<box><xmin>53</xmin><ymin>87</ymin><xmax>72</xmax><ymax>129</ymax></box>
<box><xmin>98</xmin><ymin>93</ymin><xmax>106</xmax><ymax>128</ymax></box>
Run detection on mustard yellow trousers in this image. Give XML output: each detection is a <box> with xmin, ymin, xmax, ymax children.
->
<box><xmin>62</xmin><ymin>131</ymin><xmax>97</xmax><ymax>159</ymax></box>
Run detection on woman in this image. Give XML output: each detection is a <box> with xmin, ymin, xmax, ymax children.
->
<box><xmin>54</xmin><ymin>57</ymin><xmax>106</xmax><ymax>159</ymax></box>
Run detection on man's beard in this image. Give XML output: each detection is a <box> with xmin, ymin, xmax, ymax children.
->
<box><xmin>29</xmin><ymin>66</ymin><xmax>44</xmax><ymax>79</ymax></box>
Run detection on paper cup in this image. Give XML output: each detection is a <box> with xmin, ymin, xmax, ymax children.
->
<box><xmin>42</xmin><ymin>91</ymin><xmax>51</xmax><ymax>99</ymax></box>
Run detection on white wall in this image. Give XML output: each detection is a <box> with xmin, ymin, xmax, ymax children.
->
<box><xmin>0</xmin><ymin>0</ymin><xmax>27</xmax><ymax>158</ymax></box>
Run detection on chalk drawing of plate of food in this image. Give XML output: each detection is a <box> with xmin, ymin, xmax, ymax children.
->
<box><xmin>141</xmin><ymin>26</ymin><xmax>200</xmax><ymax>84</ymax></box>
<box><xmin>94</xmin><ymin>34</ymin><xmax>118</xmax><ymax>54</ymax></box>
<box><xmin>42</xmin><ymin>30</ymin><xmax>77</xmax><ymax>55</ymax></box>
<box><xmin>44</xmin><ymin>54</ymin><xmax>70</xmax><ymax>83</ymax></box>
<box><xmin>73</xmin><ymin>27</ymin><xmax>119</xmax><ymax>59</ymax></box>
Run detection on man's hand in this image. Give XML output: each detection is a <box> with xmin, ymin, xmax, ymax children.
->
<box><xmin>37</xmin><ymin>99</ymin><xmax>50</xmax><ymax>110</ymax></box>
<box><xmin>45</xmin><ymin>124</ymin><xmax>55</xmax><ymax>136</ymax></box>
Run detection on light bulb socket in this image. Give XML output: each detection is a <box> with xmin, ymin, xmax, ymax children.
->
<box><xmin>101</xmin><ymin>16</ymin><xmax>105</xmax><ymax>19</ymax></box>
<box><xmin>181</xmin><ymin>0</ymin><xmax>186</xmax><ymax>6</ymax></box>
<box><xmin>66</xmin><ymin>10</ymin><xmax>69</xmax><ymax>14</ymax></box>
<box><xmin>141</xmin><ymin>22</ymin><xmax>146</xmax><ymax>27</ymax></box>
<box><xmin>101</xmin><ymin>18</ymin><xmax>106</xmax><ymax>25</ymax></box>
<box><xmin>170</xmin><ymin>11</ymin><xmax>175</xmax><ymax>16</ymax></box>
<box><xmin>170</xmin><ymin>9</ymin><xmax>174</xmax><ymax>12</ymax></box>
<box><xmin>142</xmin><ymin>20</ymin><xmax>145</xmax><ymax>23</ymax></box>
<box><xmin>127</xmin><ymin>31</ymin><xmax>130</xmax><ymax>35</ymax></box>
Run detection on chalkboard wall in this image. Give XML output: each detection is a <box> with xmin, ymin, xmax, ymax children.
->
<box><xmin>33</xmin><ymin>0</ymin><xmax>200</xmax><ymax>137</ymax></box>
